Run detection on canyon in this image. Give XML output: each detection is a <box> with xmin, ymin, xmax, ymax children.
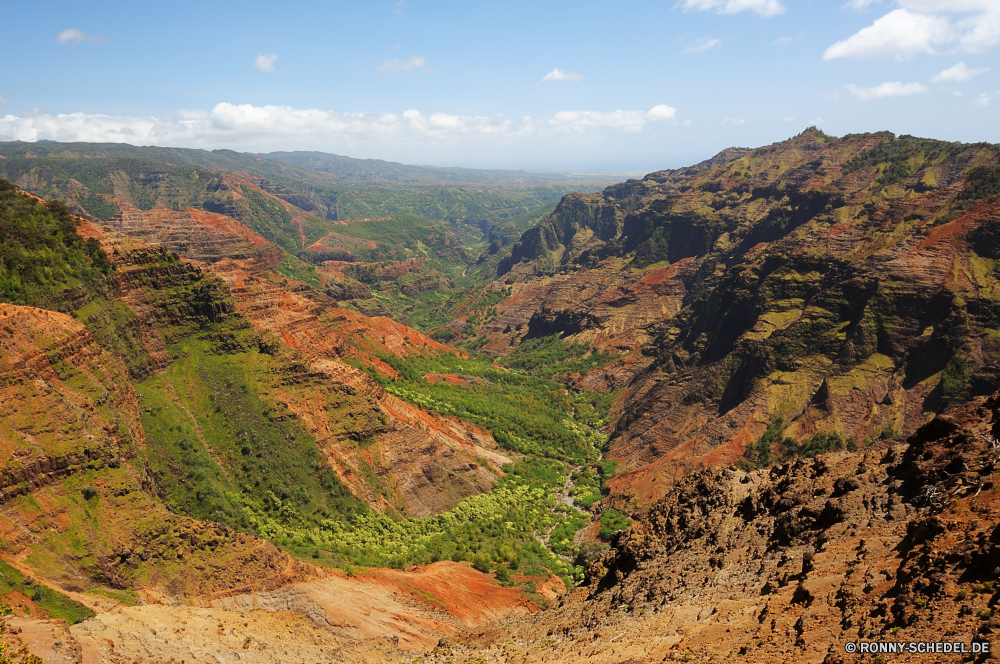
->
<box><xmin>1</xmin><ymin>129</ymin><xmax>1000</xmax><ymax>662</ymax></box>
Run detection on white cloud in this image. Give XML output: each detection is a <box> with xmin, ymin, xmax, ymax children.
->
<box><xmin>677</xmin><ymin>0</ymin><xmax>785</xmax><ymax>16</ymax></box>
<box><xmin>932</xmin><ymin>61</ymin><xmax>989</xmax><ymax>81</ymax></box>
<box><xmin>977</xmin><ymin>90</ymin><xmax>1000</xmax><ymax>106</ymax></box>
<box><xmin>721</xmin><ymin>117</ymin><xmax>746</xmax><ymax>124</ymax></box>
<box><xmin>377</xmin><ymin>56</ymin><xmax>427</xmax><ymax>72</ymax></box>
<box><xmin>0</xmin><ymin>103</ymin><xmax>677</xmax><ymax>149</ymax></box>
<box><xmin>683</xmin><ymin>38</ymin><xmax>722</xmax><ymax>53</ymax></box>
<box><xmin>826</xmin><ymin>2</ymin><xmax>1000</xmax><ymax>60</ymax></box>
<box><xmin>646</xmin><ymin>105</ymin><xmax>678</xmax><ymax>121</ymax></box>
<box><xmin>22</xmin><ymin>106</ymin><xmax>47</xmax><ymax>118</ymax></box>
<box><xmin>254</xmin><ymin>53</ymin><xmax>278</xmax><ymax>72</ymax></box>
<box><xmin>846</xmin><ymin>81</ymin><xmax>929</xmax><ymax>99</ymax></box>
<box><xmin>57</xmin><ymin>28</ymin><xmax>102</xmax><ymax>44</ymax></box>
<box><xmin>783</xmin><ymin>116</ymin><xmax>796</xmax><ymax>121</ymax></box>
<box><xmin>823</xmin><ymin>9</ymin><xmax>953</xmax><ymax>59</ymax></box>
<box><xmin>541</xmin><ymin>67</ymin><xmax>584</xmax><ymax>82</ymax></box>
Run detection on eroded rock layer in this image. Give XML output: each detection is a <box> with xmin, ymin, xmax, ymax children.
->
<box><xmin>474</xmin><ymin>130</ymin><xmax>1000</xmax><ymax>507</ymax></box>
<box><xmin>433</xmin><ymin>394</ymin><xmax>1000</xmax><ymax>663</ymax></box>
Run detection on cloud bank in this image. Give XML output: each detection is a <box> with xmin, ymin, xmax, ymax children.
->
<box><xmin>0</xmin><ymin>103</ymin><xmax>678</xmax><ymax>151</ymax></box>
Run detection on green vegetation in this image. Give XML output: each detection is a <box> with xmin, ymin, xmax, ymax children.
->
<box><xmin>499</xmin><ymin>334</ymin><xmax>622</xmax><ymax>383</ymax></box>
<box><xmin>360</xmin><ymin>348</ymin><xmax>612</xmax><ymax>463</ymax></box>
<box><xmin>841</xmin><ymin>133</ymin><xmax>965</xmax><ymax>187</ymax></box>
<box><xmin>0</xmin><ymin>180</ymin><xmax>113</xmax><ymax>309</ymax></box>
<box><xmin>0</xmin><ymin>560</ymin><xmax>94</xmax><ymax>625</ymax></box>
<box><xmin>237</xmin><ymin>458</ymin><xmax>586</xmax><ymax>584</ymax></box>
<box><xmin>737</xmin><ymin>419</ymin><xmax>788</xmax><ymax>470</ymax></box>
<box><xmin>138</xmin><ymin>327</ymin><xmax>367</xmax><ymax>531</ymax></box>
<box><xmin>569</xmin><ymin>461</ymin><xmax>618</xmax><ymax>509</ymax></box>
<box><xmin>942</xmin><ymin>355</ymin><xmax>972</xmax><ymax>399</ymax></box>
<box><xmin>958</xmin><ymin>164</ymin><xmax>1000</xmax><ymax>209</ymax></box>
<box><xmin>275</xmin><ymin>255</ymin><xmax>323</xmax><ymax>289</ymax></box>
<box><xmin>793</xmin><ymin>431</ymin><xmax>845</xmax><ymax>458</ymax></box>
<box><xmin>79</xmin><ymin>193</ymin><xmax>116</xmax><ymax>220</ymax></box>
<box><xmin>598</xmin><ymin>509</ymin><xmax>631</xmax><ymax>540</ymax></box>
<box><xmin>738</xmin><ymin>419</ymin><xmax>847</xmax><ymax>470</ymax></box>
<box><xmin>83</xmin><ymin>588</ymin><xmax>140</xmax><ymax>606</ymax></box>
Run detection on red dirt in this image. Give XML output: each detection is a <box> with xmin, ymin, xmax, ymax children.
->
<box><xmin>370</xmin><ymin>562</ymin><xmax>538</xmax><ymax>627</ymax></box>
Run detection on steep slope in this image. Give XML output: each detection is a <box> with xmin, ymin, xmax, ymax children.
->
<box><xmin>433</xmin><ymin>394</ymin><xmax>1000</xmax><ymax>663</ymax></box>
<box><xmin>103</xmin><ymin>206</ymin><xmax>270</xmax><ymax>261</ymax></box>
<box><xmin>0</xmin><ymin>181</ymin><xmax>554</xmax><ymax>657</ymax></box>
<box><xmin>75</xmin><ymin>207</ymin><xmax>511</xmax><ymax>518</ymax></box>
<box><xmin>0</xmin><ymin>302</ymin><xmax>314</xmax><ymax>603</ymax></box>
<box><xmin>465</xmin><ymin>129</ymin><xmax>1000</xmax><ymax>508</ymax></box>
<box><xmin>202</xmin><ymin>251</ymin><xmax>512</xmax><ymax>517</ymax></box>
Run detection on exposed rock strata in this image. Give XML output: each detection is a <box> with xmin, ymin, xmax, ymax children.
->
<box><xmin>208</xmin><ymin>255</ymin><xmax>510</xmax><ymax>516</ymax></box>
<box><xmin>474</xmin><ymin>130</ymin><xmax>1000</xmax><ymax>507</ymax></box>
<box><xmin>102</xmin><ymin>207</ymin><xmax>268</xmax><ymax>262</ymax></box>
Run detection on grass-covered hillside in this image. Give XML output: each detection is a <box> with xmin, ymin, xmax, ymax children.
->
<box><xmin>0</xmin><ymin>177</ymin><xmax>627</xmax><ymax>604</ymax></box>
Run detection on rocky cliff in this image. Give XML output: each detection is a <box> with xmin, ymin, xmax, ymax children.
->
<box><xmin>430</xmin><ymin>393</ymin><xmax>1000</xmax><ymax>663</ymax></box>
<box><xmin>474</xmin><ymin>129</ymin><xmax>1000</xmax><ymax>508</ymax></box>
<box><xmin>103</xmin><ymin>207</ymin><xmax>270</xmax><ymax>262</ymax></box>
<box><xmin>0</xmin><ymin>302</ymin><xmax>314</xmax><ymax>604</ymax></box>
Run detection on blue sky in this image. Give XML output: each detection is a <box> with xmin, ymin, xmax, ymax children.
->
<box><xmin>1</xmin><ymin>0</ymin><xmax>997</xmax><ymax>171</ymax></box>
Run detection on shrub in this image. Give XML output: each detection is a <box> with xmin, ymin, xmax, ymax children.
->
<box><xmin>599</xmin><ymin>509</ymin><xmax>630</xmax><ymax>540</ymax></box>
<box><xmin>942</xmin><ymin>356</ymin><xmax>971</xmax><ymax>399</ymax></box>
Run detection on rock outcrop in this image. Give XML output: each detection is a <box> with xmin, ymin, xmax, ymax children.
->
<box><xmin>102</xmin><ymin>207</ymin><xmax>269</xmax><ymax>262</ymax></box>
<box><xmin>433</xmin><ymin>393</ymin><xmax>1000</xmax><ymax>663</ymax></box>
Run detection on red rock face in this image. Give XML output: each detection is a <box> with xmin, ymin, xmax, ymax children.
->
<box><xmin>0</xmin><ymin>302</ymin><xmax>317</xmax><ymax>606</ymax></box>
<box><xmin>442</xmin><ymin>395</ymin><xmax>1000</xmax><ymax>664</ymax></box>
<box><xmin>84</xmin><ymin>208</ymin><xmax>509</xmax><ymax>517</ymax></box>
<box><xmin>103</xmin><ymin>207</ymin><xmax>269</xmax><ymax>262</ymax></box>
<box><xmin>205</xmin><ymin>255</ymin><xmax>510</xmax><ymax>516</ymax></box>
<box><xmin>0</xmin><ymin>303</ymin><xmax>144</xmax><ymax>495</ymax></box>
<box><xmin>473</xmin><ymin>130</ymin><xmax>1000</xmax><ymax>508</ymax></box>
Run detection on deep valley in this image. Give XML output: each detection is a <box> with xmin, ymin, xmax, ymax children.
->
<box><xmin>2</xmin><ymin>128</ymin><xmax>1000</xmax><ymax>662</ymax></box>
